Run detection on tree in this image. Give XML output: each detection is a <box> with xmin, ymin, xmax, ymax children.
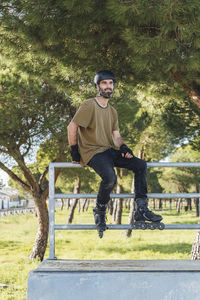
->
<box><xmin>0</xmin><ymin>66</ymin><xmax>75</xmax><ymax>260</ymax></box>
<box><xmin>160</xmin><ymin>145</ymin><xmax>200</xmax><ymax>195</ymax></box>
<box><xmin>133</xmin><ymin>84</ymin><xmax>200</xmax><ymax>157</ymax></box>
<box><xmin>1</xmin><ymin>0</ymin><xmax>200</xmax><ymax>108</ymax></box>
<box><xmin>1</xmin><ymin>0</ymin><xmax>200</xmax><ymax>260</ymax></box>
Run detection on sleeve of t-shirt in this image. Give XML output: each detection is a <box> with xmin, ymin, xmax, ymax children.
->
<box><xmin>72</xmin><ymin>101</ymin><xmax>93</xmax><ymax>128</ymax></box>
<box><xmin>113</xmin><ymin>110</ymin><xmax>119</xmax><ymax>131</ymax></box>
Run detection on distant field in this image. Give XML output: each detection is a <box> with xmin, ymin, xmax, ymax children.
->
<box><xmin>0</xmin><ymin>207</ymin><xmax>199</xmax><ymax>300</ymax></box>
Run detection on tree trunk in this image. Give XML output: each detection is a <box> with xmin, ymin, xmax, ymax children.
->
<box><xmin>112</xmin><ymin>199</ymin><xmax>117</xmax><ymax>222</ymax></box>
<box><xmin>191</xmin><ymin>231</ymin><xmax>200</xmax><ymax>260</ymax></box>
<box><xmin>191</xmin><ymin>214</ymin><xmax>200</xmax><ymax>260</ymax></box>
<box><xmin>85</xmin><ymin>199</ymin><xmax>90</xmax><ymax>211</ymax></box>
<box><xmin>153</xmin><ymin>199</ymin><xmax>156</xmax><ymax>210</ymax></box>
<box><xmin>108</xmin><ymin>199</ymin><xmax>114</xmax><ymax>215</ymax></box>
<box><xmin>169</xmin><ymin>199</ymin><xmax>172</xmax><ymax>211</ymax></box>
<box><xmin>126</xmin><ymin>199</ymin><xmax>131</xmax><ymax>210</ymax></box>
<box><xmin>29</xmin><ymin>194</ymin><xmax>49</xmax><ymax>261</ymax></box>
<box><xmin>172</xmin><ymin>73</ymin><xmax>200</xmax><ymax>108</ymax></box>
<box><xmin>195</xmin><ymin>184</ymin><xmax>200</xmax><ymax>217</ymax></box>
<box><xmin>78</xmin><ymin>199</ymin><xmax>81</xmax><ymax>213</ymax></box>
<box><xmin>67</xmin><ymin>199</ymin><xmax>71</xmax><ymax>209</ymax></box>
<box><xmin>0</xmin><ymin>152</ymin><xmax>65</xmax><ymax>261</ymax></box>
<box><xmin>115</xmin><ymin>199</ymin><xmax>123</xmax><ymax>224</ymax></box>
<box><xmin>61</xmin><ymin>199</ymin><xmax>64</xmax><ymax>210</ymax></box>
<box><xmin>68</xmin><ymin>199</ymin><xmax>79</xmax><ymax>223</ymax></box>
<box><xmin>67</xmin><ymin>175</ymin><xmax>81</xmax><ymax>224</ymax></box>
<box><xmin>184</xmin><ymin>202</ymin><xmax>188</xmax><ymax>212</ymax></box>
<box><xmin>159</xmin><ymin>199</ymin><xmax>162</xmax><ymax>210</ymax></box>
<box><xmin>195</xmin><ymin>199</ymin><xmax>199</xmax><ymax>217</ymax></box>
<box><xmin>82</xmin><ymin>199</ymin><xmax>88</xmax><ymax>212</ymax></box>
<box><xmin>177</xmin><ymin>198</ymin><xmax>182</xmax><ymax>214</ymax></box>
<box><xmin>125</xmin><ymin>199</ymin><xmax>135</xmax><ymax>237</ymax></box>
<box><xmin>188</xmin><ymin>198</ymin><xmax>192</xmax><ymax>210</ymax></box>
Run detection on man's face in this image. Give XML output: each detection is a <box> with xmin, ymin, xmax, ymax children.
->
<box><xmin>97</xmin><ymin>79</ymin><xmax>114</xmax><ymax>98</ymax></box>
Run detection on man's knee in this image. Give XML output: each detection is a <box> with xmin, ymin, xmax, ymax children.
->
<box><xmin>103</xmin><ymin>172</ymin><xmax>117</xmax><ymax>188</ymax></box>
<box><xmin>130</xmin><ymin>158</ymin><xmax>147</xmax><ymax>172</ymax></box>
<box><xmin>140</xmin><ymin>160</ymin><xmax>147</xmax><ymax>171</ymax></box>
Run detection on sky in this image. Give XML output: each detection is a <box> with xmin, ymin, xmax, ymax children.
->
<box><xmin>0</xmin><ymin>145</ymin><xmax>40</xmax><ymax>188</ymax></box>
<box><xmin>0</xmin><ymin>169</ymin><xmax>9</xmax><ymax>186</ymax></box>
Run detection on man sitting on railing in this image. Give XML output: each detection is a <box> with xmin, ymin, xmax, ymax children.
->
<box><xmin>67</xmin><ymin>70</ymin><xmax>162</xmax><ymax>237</ymax></box>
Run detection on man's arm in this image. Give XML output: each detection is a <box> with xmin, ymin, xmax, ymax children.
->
<box><xmin>112</xmin><ymin>130</ymin><xmax>133</xmax><ymax>159</ymax></box>
<box><xmin>67</xmin><ymin>121</ymin><xmax>80</xmax><ymax>163</ymax></box>
<box><xmin>112</xmin><ymin>130</ymin><xmax>124</xmax><ymax>148</ymax></box>
<box><xmin>67</xmin><ymin>121</ymin><xmax>79</xmax><ymax>146</ymax></box>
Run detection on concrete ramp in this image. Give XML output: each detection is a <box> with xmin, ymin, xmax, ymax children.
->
<box><xmin>27</xmin><ymin>259</ymin><xmax>200</xmax><ymax>300</ymax></box>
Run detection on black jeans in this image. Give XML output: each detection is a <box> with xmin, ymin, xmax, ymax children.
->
<box><xmin>87</xmin><ymin>148</ymin><xmax>147</xmax><ymax>206</ymax></box>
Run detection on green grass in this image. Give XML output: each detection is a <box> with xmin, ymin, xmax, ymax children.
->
<box><xmin>0</xmin><ymin>207</ymin><xmax>199</xmax><ymax>299</ymax></box>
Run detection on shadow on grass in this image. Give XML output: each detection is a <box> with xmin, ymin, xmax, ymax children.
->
<box><xmin>100</xmin><ymin>243</ymin><xmax>191</xmax><ymax>255</ymax></box>
<box><xmin>170</xmin><ymin>221</ymin><xmax>199</xmax><ymax>224</ymax></box>
<box><xmin>56</xmin><ymin>239</ymin><xmax>71</xmax><ymax>245</ymax></box>
<box><xmin>0</xmin><ymin>240</ymin><xmax>21</xmax><ymax>249</ymax></box>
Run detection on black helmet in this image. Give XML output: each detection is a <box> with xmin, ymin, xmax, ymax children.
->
<box><xmin>94</xmin><ymin>70</ymin><xmax>116</xmax><ymax>86</ymax></box>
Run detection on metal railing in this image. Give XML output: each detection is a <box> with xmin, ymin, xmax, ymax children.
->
<box><xmin>48</xmin><ymin>162</ymin><xmax>200</xmax><ymax>259</ymax></box>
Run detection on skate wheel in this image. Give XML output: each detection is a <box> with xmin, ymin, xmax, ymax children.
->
<box><xmin>134</xmin><ymin>221</ymin><xmax>147</xmax><ymax>230</ymax></box>
<box><xmin>149</xmin><ymin>223</ymin><xmax>155</xmax><ymax>230</ymax></box>
<box><xmin>158</xmin><ymin>222</ymin><xmax>165</xmax><ymax>230</ymax></box>
<box><xmin>140</xmin><ymin>222</ymin><xmax>147</xmax><ymax>230</ymax></box>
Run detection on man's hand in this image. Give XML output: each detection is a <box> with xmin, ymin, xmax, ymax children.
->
<box><xmin>70</xmin><ymin>144</ymin><xmax>81</xmax><ymax>163</ymax></box>
<box><xmin>120</xmin><ymin>144</ymin><xmax>134</xmax><ymax>159</ymax></box>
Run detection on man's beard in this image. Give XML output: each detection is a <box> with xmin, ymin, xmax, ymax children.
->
<box><xmin>99</xmin><ymin>87</ymin><xmax>113</xmax><ymax>99</ymax></box>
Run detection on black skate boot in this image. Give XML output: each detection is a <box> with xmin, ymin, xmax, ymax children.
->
<box><xmin>93</xmin><ymin>204</ymin><xmax>107</xmax><ymax>238</ymax></box>
<box><xmin>133</xmin><ymin>198</ymin><xmax>165</xmax><ymax>230</ymax></box>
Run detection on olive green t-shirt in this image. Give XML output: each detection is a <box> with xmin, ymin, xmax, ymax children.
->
<box><xmin>72</xmin><ymin>98</ymin><xmax>119</xmax><ymax>166</ymax></box>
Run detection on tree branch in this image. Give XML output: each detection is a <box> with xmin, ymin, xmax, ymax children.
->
<box><xmin>0</xmin><ymin>161</ymin><xmax>31</xmax><ymax>192</ymax></box>
<box><xmin>172</xmin><ymin>73</ymin><xmax>200</xmax><ymax>109</ymax></box>
<box><xmin>10</xmin><ymin>149</ymin><xmax>40</xmax><ymax>193</ymax></box>
<box><xmin>38</xmin><ymin>165</ymin><xmax>49</xmax><ymax>187</ymax></box>
<box><xmin>0</xmin><ymin>148</ymin><xmax>9</xmax><ymax>154</ymax></box>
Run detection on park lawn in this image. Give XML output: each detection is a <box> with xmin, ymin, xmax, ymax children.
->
<box><xmin>0</xmin><ymin>208</ymin><xmax>199</xmax><ymax>300</ymax></box>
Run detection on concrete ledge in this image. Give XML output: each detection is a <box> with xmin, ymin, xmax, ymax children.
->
<box><xmin>27</xmin><ymin>260</ymin><xmax>200</xmax><ymax>300</ymax></box>
<box><xmin>35</xmin><ymin>259</ymin><xmax>200</xmax><ymax>272</ymax></box>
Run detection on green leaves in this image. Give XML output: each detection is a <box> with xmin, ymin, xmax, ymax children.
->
<box><xmin>0</xmin><ymin>64</ymin><xmax>73</xmax><ymax>154</ymax></box>
<box><xmin>160</xmin><ymin>145</ymin><xmax>200</xmax><ymax>194</ymax></box>
<box><xmin>1</xmin><ymin>0</ymin><xmax>200</xmax><ymax>110</ymax></box>
<box><xmin>0</xmin><ymin>0</ymin><xmax>199</xmax><ymax>194</ymax></box>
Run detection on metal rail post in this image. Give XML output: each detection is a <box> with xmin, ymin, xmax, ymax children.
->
<box><xmin>49</xmin><ymin>164</ymin><xmax>55</xmax><ymax>259</ymax></box>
